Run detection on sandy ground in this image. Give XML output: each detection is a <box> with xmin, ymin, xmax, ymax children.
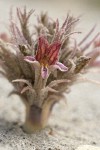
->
<box><xmin>0</xmin><ymin>0</ymin><xmax>100</xmax><ymax>150</ymax></box>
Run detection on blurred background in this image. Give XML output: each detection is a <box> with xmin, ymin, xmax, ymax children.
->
<box><xmin>0</xmin><ymin>0</ymin><xmax>100</xmax><ymax>32</ymax></box>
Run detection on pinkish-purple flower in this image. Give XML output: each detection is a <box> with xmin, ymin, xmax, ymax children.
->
<box><xmin>24</xmin><ymin>36</ymin><xmax>68</xmax><ymax>78</ymax></box>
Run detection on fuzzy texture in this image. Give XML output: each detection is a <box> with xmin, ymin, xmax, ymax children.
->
<box><xmin>0</xmin><ymin>7</ymin><xmax>100</xmax><ymax>133</ymax></box>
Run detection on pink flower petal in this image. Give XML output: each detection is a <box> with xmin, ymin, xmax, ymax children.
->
<box><xmin>49</xmin><ymin>51</ymin><xmax>58</xmax><ymax>65</ymax></box>
<box><xmin>48</xmin><ymin>42</ymin><xmax>61</xmax><ymax>65</ymax></box>
<box><xmin>36</xmin><ymin>36</ymin><xmax>49</xmax><ymax>61</ymax></box>
<box><xmin>24</xmin><ymin>56</ymin><xmax>36</xmax><ymax>63</ymax></box>
<box><xmin>54</xmin><ymin>62</ymin><xmax>68</xmax><ymax>72</ymax></box>
<box><xmin>41</xmin><ymin>66</ymin><xmax>49</xmax><ymax>79</ymax></box>
<box><xmin>48</xmin><ymin>42</ymin><xmax>61</xmax><ymax>55</ymax></box>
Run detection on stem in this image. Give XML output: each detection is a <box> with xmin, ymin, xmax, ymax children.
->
<box><xmin>33</xmin><ymin>63</ymin><xmax>47</xmax><ymax>90</ymax></box>
<box><xmin>22</xmin><ymin>98</ymin><xmax>55</xmax><ymax>133</ymax></box>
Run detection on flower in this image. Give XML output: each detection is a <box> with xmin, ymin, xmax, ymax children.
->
<box><xmin>24</xmin><ymin>36</ymin><xmax>68</xmax><ymax>79</ymax></box>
